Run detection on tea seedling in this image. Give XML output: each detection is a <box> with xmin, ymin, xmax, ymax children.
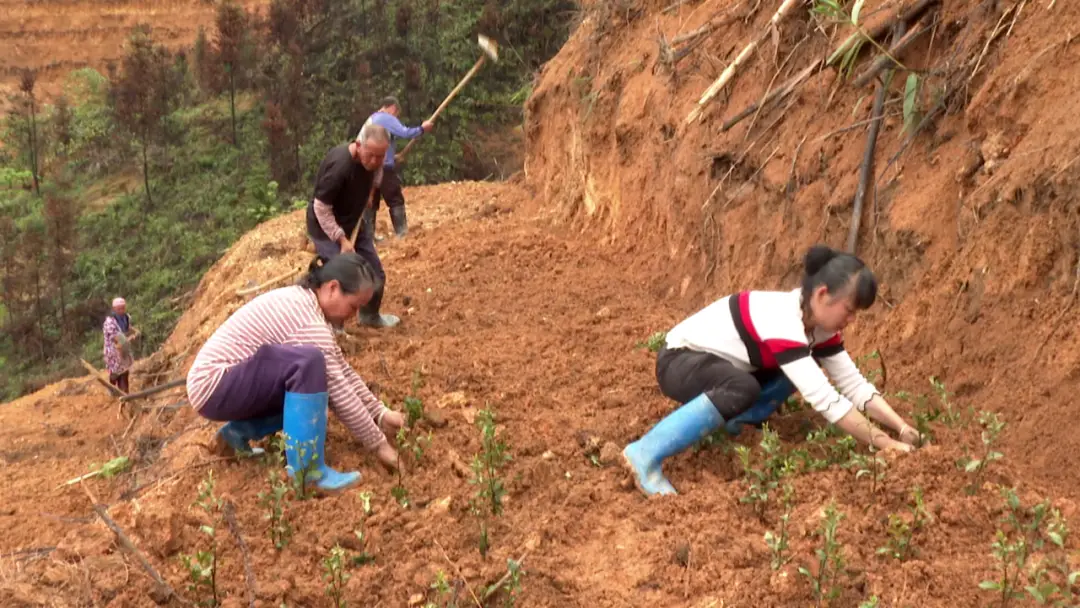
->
<box><xmin>959</xmin><ymin>410</ymin><xmax>1005</xmax><ymax>495</ymax></box>
<box><xmin>1024</xmin><ymin>509</ymin><xmax>1080</xmax><ymax>605</ymax></box>
<box><xmin>736</xmin><ymin>424</ymin><xmax>796</xmax><ymax>519</ymax></box>
<box><xmin>258</xmin><ymin>436</ymin><xmax>292</xmax><ymax>550</ymax></box>
<box><xmin>858</xmin><ymin>597</ymin><xmax>880</xmax><ymax>608</ymax></box>
<box><xmin>351</xmin><ymin>491</ymin><xmax>376</xmax><ymax>566</ymax></box>
<box><xmin>979</xmin><ymin>488</ymin><xmax>1051</xmax><ymax>606</ymax></box>
<box><xmin>470</xmin><ymin>406</ymin><xmax>512</xmax><ymax>558</ymax></box>
<box><xmin>876</xmin><ymin>487</ymin><xmax>932</xmax><ymax>561</ymax></box>
<box><xmin>635</xmin><ymin>331</ymin><xmax>666</xmax><ymax>353</ymax></box>
<box><xmin>179</xmin><ymin>471</ymin><xmax>223</xmax><ymax>607</ymax></box>
<box><xmin>484</xmin><ymin>558</ymin><xmax>525</xmax><ymax>607</ymax></box>
<box><xmin>764</xmin><ymin>484</ymin><xmax>795</xmax><ymax>570</ymax></box>
<box><xmin>392</xmin><ymin>390</ymin><xmax>432</xmax><ymax>507</ymax></box>
<box><xmin>424</xmin><ymin>570</ymin><xmax>457</xmax><ymax>608</ymax></box>
<box><xmin>799</xmin><ymin>501</ymin><xmax>846</xmax><ymax>607</ymax></box>
<box><xmin>849</xmin><ymin>449</ymin><xmax>887</xmax><ymax>494</ymax></box>
<box><xmin>323</xmin><ymin>544</ymin><xmax>350</xmax><ymax>608</ymax></box>
<box><xmin>283</xmin><ymin>433</ymin><xmax>321</xmax><ymax>501</ymax></box>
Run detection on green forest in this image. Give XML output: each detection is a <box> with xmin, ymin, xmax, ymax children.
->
<box><xmin>0</xmin><ymin>0</ymin><xmax>574</xmax><ymax>401</ymax></box>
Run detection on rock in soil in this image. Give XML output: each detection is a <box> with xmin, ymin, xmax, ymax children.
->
<box><xmin>674</xmin><ymin>542</ymin><xmax>691</xmax><ymax>567</ymax></box>
<box><xmin>598</xmin><ymin>441</ymin><xmax>622</xmax><ymax>466</ymax></box>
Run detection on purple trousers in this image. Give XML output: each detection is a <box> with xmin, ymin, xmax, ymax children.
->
<box><xmin>197</xmin><ymin>344</ymin><xmax>327</xmax><ymax>422</ymax></box>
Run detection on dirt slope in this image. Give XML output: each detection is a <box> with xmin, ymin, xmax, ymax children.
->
<box><xmin>2</xmin><ymin>179</ymin><xmax>1077</xmax><ymax>607</ymax></box>
<box><xmin>0</xmin><ymin>0</ymin><xmax>267</xmax><ymax>106</ymax></box>
<box><xmin>526</xmin><ymin>0</ymin><xmax>1080</xmax><ymax>496</ymax></box>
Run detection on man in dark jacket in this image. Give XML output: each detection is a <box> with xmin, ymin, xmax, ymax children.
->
<box><xmin>306</xmin><ymin>123</ymin><xmax>400</xmax><ymax>328</ymax></box>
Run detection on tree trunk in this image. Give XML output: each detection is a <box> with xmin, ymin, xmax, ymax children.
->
<box><xmin>141</xmin><ymin>136</ymin><xmax>153</xmax><ymax>207</ymax></box>
<box><xmin>229</xmin><ymin>66</ymin><xmax>238</xmax><ymax>147</ymax></box>
<box><xmin>33</xmin><ymin>267</ymin><xmax>46</xmax><ymax>361</ymax></box>
<box><xmin>28</xmin><ymin>96</ymin><xmax>40</xmax><ymax>196</ymax></box>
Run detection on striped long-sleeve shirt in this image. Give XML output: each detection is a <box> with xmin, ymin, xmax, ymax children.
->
<box><xmin>186</xmin><ymin>286</ymin><xmax>388</xmax><ymax>448</ymax></box>
<box><xmin>665</xmin><ymin>289</ymin><xmax>879</xmax><ymax>424</ymax></box>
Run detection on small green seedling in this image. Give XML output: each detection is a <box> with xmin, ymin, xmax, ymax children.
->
<box><xmin>858</xmin><ymin>597</ymin><xmax>880</xmax><ymax>608</ymax></box>
<box><xmin>765</xmin><ymin>484</ymin><xmax>795</xmax><ymax>570</ymax></box>
<box><xmin>283</xmin><ymin>433</ymin><xmax>321</xmax><ymax>500</ymax></box>
<box><xmin>1024</xmin><ymin>508</ymin><xmax>1080</xmax><ymax>605</ymax></box>
<box><xmin>259</xmin><ymin>436</ymin><xmax>292</xmax><ymax>550</ymax></box>
<box><xmin>323</xmin><ymin>544</ymin><xmax>349</xmax><ymax>608</ymax></box>
<box><xmin>849</xmin><ymin>448</ymin><xmax>887</xmax><ymax>494</ymax></box>
<box><xmin>351</xmin><ymin>491</ymin><xmax>375</xmax><ymax>565</ymax></box>
<box><xmin>424</xmin><ymin>570</ymin><xmax>456</xmax><ymax>608</ymax></box>
<box><xmin>485</xmin><ymin>558</ymin><xmax>525</xmax><ymax>607</ymax></box>
<box><xmin>960</xmin><ymin>411</ymin><xmax>1005</xmax><ymax>495</ymax></box>
<box><xmin>736</xmin><ymin>424</ymin><xmax>796</xmax><ymax>519</ymax></box>
<box><xmin>979</xmin><ymin>488</ymin><xmax>1051</xmax><ymax>606</ymax></box>
<box><xmin>799</xmin><ymin>501</ymin><xmax>846</xmax><ymax>607</ymax></box>
<box><xmin>635</xmin><ymin>331</ymin><xmax>666</xmax><ymax>353</ymax></box>
<box><xmin>179</xmin><ymin>471</ymin><xmax>223</xmax><ymax>607</ymax></box>
<box><xmin>876</xmin><ymin>487</ymin><xmax>931</xmax><ymax>561</ymax></box>
<box><xmin>470</xmin><ymin>406</ymin><xmax>511</xmax><ymax>558</ymax></box>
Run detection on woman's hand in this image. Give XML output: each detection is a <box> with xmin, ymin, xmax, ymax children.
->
<box><xmin>380</xmin><ymin>409</ymin><xmax>405</xmax><ymax>435</ymax></box>
<box><xmin>374</xmin><ymin>441</ymin><xmax>400</xmax><ymax>473</ymax></box>
<box><xmin>880</xmin><ymin>437</ymin><xmax>915</xmax><ymax>453</ymax></box>
<box><xmin>898</xmin><ymin>425</ymin><xmax>925</xmax><ymax>447</ymax></box>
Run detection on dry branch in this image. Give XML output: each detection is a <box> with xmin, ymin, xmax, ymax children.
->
<box><xmin>685</xmin><ymin>0</ymin><xmax>805</xmax><ymax>125</ymax></box>
<box><xmin>433</xmin><ymin>539</ymin><xmax>483</xmax><ymax>608</ymax></box>
<box><xmin>80</xmin><ymin>358</ymin><xmax>127</xmax><ymax>398</ymax></box>
<box><xmin>846</xmin><ymin>69</ymin><xmax>890</xmax><ymax>253</ymax></box>
<box><xmin>721</xmin><ymin>59</ymin><xmax>821</xmax><ymax>131</ymax></box>
<box><xmin>80</xmin><ymin>482</ymin><xmax>178</xmax><ymax>603</ymax></box>
<box><xmin>481</xmin><ymin>551</ymin><xmax>530</xmax><ymax>602</ymax></box>
<box><xmin>119</xmin><ymin>378</ymin><xmax>186</xmax><ymax>402</ymax></box>
<box><xmin>236</xmin><ymin>267</ymin><xmax>302</xmax><ymax>297</ymax></box>
<box><xmin>829</xmin><ymin>0</ymin><xmax>939</xmax><ymax>67</ymax></box>
<box><xmin>852</xmin><ymin>20</ymin><xmax>934</xmax><ymax>88</ymax></box>
<box><xmin>224</xmin><ymin>501</ymin><xmax>257</xmax><ymax>608</ymax></box>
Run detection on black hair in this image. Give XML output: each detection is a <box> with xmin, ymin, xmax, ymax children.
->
<box><xmin>298</xmin><ymin>254</ymin><xmax>380</xmax><ymax>293</ymax></box>
<box><xmin>801</xmin><ymin>244</ymin><xmax>877</xmax><ymax>310</ymax></box>
<box><xmin>380</xmin><ymin>95</ymin><xmax>400</xmax><ymax>109</ymax></box>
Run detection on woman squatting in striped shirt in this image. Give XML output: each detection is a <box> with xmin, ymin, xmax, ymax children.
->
<box><xmin>624</xmin><ymin>245</ymin><xmax>923</xmax><ymax>496</ymax></box>
<box><xmin>186</xmin><ymin>254</ymin><xmax>405</xmax><ymax>493</ymax></box>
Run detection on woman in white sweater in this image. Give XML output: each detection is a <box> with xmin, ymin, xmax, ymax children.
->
<box><xmin>623</xmin><ymin>245</ymin><xmax>922</xmax><ymax>496</ymax></box>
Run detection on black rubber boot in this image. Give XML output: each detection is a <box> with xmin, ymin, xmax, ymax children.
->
<box><xmin>362</xmin><ymin>207</ymin><xmax>383</xmax><ymax>243</ymax></box>
<box><xmin>390</xmin><ymin>205</ymin><xmax>408</xmax><ymax>238</ymax></box>
<box><xmin>358</xmin><ymin>285</ymin><xmax>400</xmax><ymax>328</ymax></box>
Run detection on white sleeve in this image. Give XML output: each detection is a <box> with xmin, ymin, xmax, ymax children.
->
<box><xmin>818</xmin><ymin>350</ymin><xmax>879</xmax><ymax>412</ymax></box>
<box><xmin>778</xmin><ymin>356</ymin><xmax>854</xmax><ymax>423</ymax></box>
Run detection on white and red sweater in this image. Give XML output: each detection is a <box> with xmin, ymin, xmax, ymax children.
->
<box><xmin>186</xmin><ymin>286</ymin><xmax>389</xmax><ymax>448</ymax></box>
<box><xmin>665</xmin><ymin>289</ymin><xmax>878</xmax><ymax>423</ymax></box>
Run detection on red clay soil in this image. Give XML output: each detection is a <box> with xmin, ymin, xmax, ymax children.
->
<box><xmin>0</xmin><ymin>0</ymin><xmax>267</xmax><ymax>109</ymax></box>
<box><xmin>526</xmin><ymin>0</ymin><xmax>1080</xmax><ymax>499</ymax></box>
<box><xmin>6</xmin><ymin>0</ymin><xmax>1080</xmax><ymax>605</ymax></box>
<box><xmin>2</xmin><ymin>180</ymin><xmax>1078</xmax><ymax>607</ymax></box>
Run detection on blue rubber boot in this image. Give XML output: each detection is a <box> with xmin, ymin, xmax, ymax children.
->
<box><xmin>622</xmin><ymin>393</ymin><xmax>725</xmax><ymax>496</ymax></box>
<box><xmin>217</xmin><ymin>415</ymin><xmax>283</xmax><ymax>457</ymax></box>
<box><xmin>283</xmin><ymin>392</ymin><xmax>361</xmax><ymax>493</ymax></box>
<box><xmin>724</xmin><ymin>376</ymin><xmax>797</xmax><ymax>437</ymax></box>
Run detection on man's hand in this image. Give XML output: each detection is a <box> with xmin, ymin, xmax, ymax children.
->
<box><xmin>421</xmin><ymin>120</ymin><xmax>435</xmax><ymax>133</ymax></box>
<box><xmin>338</xmin><ymin>237</ymin><xmax>355</xmax><ymax>254</ymax></box>
<box><xmin>375</xmin><ymin>441</ymin><xmax>400</xmax><ymax>473</ymax></box>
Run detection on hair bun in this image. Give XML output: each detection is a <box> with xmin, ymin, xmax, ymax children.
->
<box><xmin>804</xmin><ymin>244</ymin><xmax>838</xmax><ymax>276</ymax></box>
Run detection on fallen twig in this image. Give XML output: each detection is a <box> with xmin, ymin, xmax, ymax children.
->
<box><xmin>829</xmin><ymin>0</ymin><xmax>940</xmax><ymax>68</ymax></box>
<box><xmin>80</xmin><ymin>481</ymin><xmax>178</xmax><ymax>603</ymax></box>
<box><xmin>236</xmin><ymin>267</ymin><xmax>302</xmax><ymax>297</ymax></box>
<box><xmin>722</xmin><ymin>59</ymin><xmax>821</xmax><ymax>132</ymax></box>
<box><xmin>662</xmin><ymin>0</ymin><xmax>695</xmax><ymax>13</ymax></box>
<box><xmin>124</xmin><ymin>457</ymin><xmax>235</xmax><ymax>500</ymax></box>
<box><xmin>224</xmin><ymin>501</ymin><xmax>257</xmax><ymax>608</ymax></box>
<box><xmin>685</xmin><ymin>0</ymin><xmax>805</xmax><ymax>125</ymax></box>
<box><xmin>433</xmin><ymin>539</ymin><xmax>483</xmax><ymax>608</ymax></box>
<box><xmin>969</xmin><ymin>3</ymin><xmax>1017</xmax><ymax>82</ymax></box>
<box><xmin>847</xmin><ymin>28</ymin><xmax>897</xmax><ymax>254</ymax></box>
<box><xmin>875</xmin><ymin>97</ymin><xmax>945</xmax><ymax>189</ymax></box>
<box><xmin>119</xmin><ymin>378</ymin><xmax>186</xmax><ymax>402</ymax></box>
<box><xmin>786</xmin><ymin>134</ymin><xmax>808</xmax><ymax>199</ymax></box>
<box><xmin>852</xmin><ymin>19</ymin><xmax>934</xmax><ymax>88</ymax></box>
<box><xmin>481</xmin><ymin>551</ymin><xmax>531</xmax><ymax>602</ymax></box>
<box><xmin>79</xmin><ymin>359</ymin><xmax>127</xmax><ymax>399</ymax></box>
